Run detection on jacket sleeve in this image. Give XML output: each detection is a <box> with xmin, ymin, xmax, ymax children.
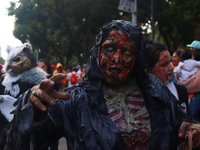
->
<box><xmin>4</xmin><ymin>89</ymin><xmax>64</xmax><ymax>150</ymax></box>
<box><xmin>174</xmin><ymin>83</ymin><xmax>192</xmax><ymax>118</ymax></box>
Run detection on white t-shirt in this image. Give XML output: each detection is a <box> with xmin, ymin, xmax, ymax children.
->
<box><xmin>165</xmin><ymin>81</ymin><xmax>179</xmax><ymax>100</ymax></box>
<box><xmin>67</xmin><ymin>71</ymin><xmax>79</xmax><ymax>87</ymax></box>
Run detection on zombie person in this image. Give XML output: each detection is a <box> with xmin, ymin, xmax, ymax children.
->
<box><xmin>0</xmin><ymin>43</ymin><xmax>46</xmax><ymax>136</ymax></box>
<box><xmin>1</xmin><ymin>20</ymin><xmax>200</xmax><ymax>150</ymax></box>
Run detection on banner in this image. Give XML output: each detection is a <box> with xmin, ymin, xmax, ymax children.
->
<box><xmin>118</xmin><ymin>0</ymin><xmax>135</xmax><ymax>13</ymax></box>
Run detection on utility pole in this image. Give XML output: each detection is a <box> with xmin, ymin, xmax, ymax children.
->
<box><xmin>132</xmin><ymin>0</ymin><xmax>137</xmax><ymax>25</ymax></box>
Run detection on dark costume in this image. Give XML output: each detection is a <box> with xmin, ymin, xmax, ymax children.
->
<box><xmin>0</xmin><ymin>44</ymin><xmax>46</xmax><ymax>135</ymax></box>
<box><xmin>174</xmin><ymin>83</ymin><xmax>192</xmax><ymax>117</ymax></box>
<box><xmin>0</xmin><ymin>20</ymin><xmax>195</xmax><ymax>150</ymax></box>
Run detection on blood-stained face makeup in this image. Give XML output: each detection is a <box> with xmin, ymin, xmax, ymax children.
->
<box><xmin>149</xmin><ymin>50</ymin><xmax>173</xmax><ymax>83</ymax></box>
<box><xmin>99</xmin><ymin>28</ymin><xmax>136</xmax><ymax>86</ymax></box>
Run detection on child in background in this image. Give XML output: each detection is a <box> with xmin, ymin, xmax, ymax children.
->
<box><xmin>176</xmin><ymin>49</ymin><xmax>200</xmax><ymax>81</ymax></box>
<box><xmin>176</xmin><ymin>49</ymin><xmax>200</xmax><ymax>120</ymax></box>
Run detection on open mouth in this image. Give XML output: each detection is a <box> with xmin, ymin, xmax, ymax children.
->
<box><xmin>109</xmin><ymin>68</ymin><xmax>122</xmax><ymax>74</ymax></box>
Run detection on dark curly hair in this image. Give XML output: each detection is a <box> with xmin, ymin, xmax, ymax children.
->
<box><xmin>145</xmin><ymin>40</ymin><xmax>168</xmax><ymax>69</ymax></box>
<box><xmin>180</xmin><ymin>49</ymin><xmax>193</xmax><ymax>62</ymax></box>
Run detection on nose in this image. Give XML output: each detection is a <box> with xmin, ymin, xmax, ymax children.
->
<box><xmin>111</xmin><ymin>49</ymin><xmax>121</xmax><ymax>63</ymax></box>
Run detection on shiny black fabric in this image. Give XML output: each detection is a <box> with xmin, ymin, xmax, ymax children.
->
<box><xmin>2</xmin><ymin>74</ymin><xmax>196</xmax><ymax>150</ymax></box>
<box><xmin>0</xmin><ymin>76</ymin><xmax>36</xmax><ymax>134</ymax></box>
<box><xmin>143</xmin><ymin>74</ymin><xmax>194</xmax><ymax>150</ymax></box>
<box><xmin>2</xmin><ymin>87</ymin><xmax>126</xmax><ymax>150</ymax></box>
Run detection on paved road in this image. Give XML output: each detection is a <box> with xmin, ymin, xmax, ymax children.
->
<box><xmin>58</xmin><ymin>137</ymin><xmax>67</xmax><ymax>150</ymax></box>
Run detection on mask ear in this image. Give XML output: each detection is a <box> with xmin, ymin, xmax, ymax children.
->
<box><xmin>6</xmin><ymin>46</ymin><xmax>13</xmax><ymax>54</ymax></box>
<box><xmin>22</xmin><ymin>43</ymin><xmax>32</xmax><ymax>54</ymax></box>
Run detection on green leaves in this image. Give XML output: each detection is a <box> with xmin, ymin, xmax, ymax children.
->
<box><xmin>8</xmin><ymin>0</ymin><xmax>200</xmax><ymax>65</ymax></box>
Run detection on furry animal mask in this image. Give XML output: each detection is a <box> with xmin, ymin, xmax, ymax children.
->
<box><xmin>3</xmin><ymin>43</ymin><xmax>36</xmax><ymax>76</ymax></box>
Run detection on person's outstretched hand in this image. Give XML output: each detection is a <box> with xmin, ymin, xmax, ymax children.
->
<box><xmin>30</xmin><ymin>74</ymin><xmax>71</xmax><ymax>111</ymax></box>
<box><xmin>179</xmin><ymin>122</ymin><xmax>200</xmax><ymax>150</ymax></box>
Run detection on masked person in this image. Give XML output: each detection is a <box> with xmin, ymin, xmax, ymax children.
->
<box><xmin>0</xmin><ymin>43</ymin><xmax>46</xmax><ymax>136</ymax></box>
<box><xmin>1</xmin><ymin>20</ymin><xmax>200</xmax><ymax>150</ymax></box>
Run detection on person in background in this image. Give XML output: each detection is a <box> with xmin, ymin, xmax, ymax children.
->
<box><xmin>38</xmin><ymin>59</ymin><xmax>52</xmax><ymax>75</ymax></box>
<box><xmin>51</xmin><ymin>65</ymin><xmax>57</xmax><ymax>72</ymax></box>
<box><xmin>171</xmin><ymin>50</ymin><xmax>182</xmax><ymax>83</ymax></box>
<box><xmin>2</xmin><ymin>20</ymin><xmax>200</xmax><ymax>150</ymax></box>
<box><xmin>0</xmin><ymin>43</ymin><xmax>46</xmax><ymax>142</ymax></box>
<box><xmin>67</xmin><ymin>66</ymin><xmax>78</xmax><ymax>87</ymax></box>
<box><xmin>76</xmin><ymin>65</ymin><xmax>82</xmax><ymax>83</ymax></box>
<box><xmin>0</xmin><ymin>64</ymin><xmax>3</xmax><ymax>77</ymax></box>
<box><xmin>81</xmin><ymin>64</ymin><xmax>87</xmax><ymax>78</ymax></box>
<box><xmin>146</xmin><ymin>41</ymin><xmax>192</xmax><ymax>117</ymax></box>
<box><xmin>38</xmin><ymin>59</ymin><xmax>62</xmax><ymax>93</ymax></box>
<box><xmin>187</xmin><ymin>40</ymin><xmax>200</xmax><ymax>51</ymax></box>
<box><xmin>176</xmin><ymin>49</ymin><xmax>200</xmax><ymax>82</ymax></box>
<box><xmin>53</xmin><ymin>63</ymin><xmax>67</xmax><ymax>89</ymax></box>
<box><xmin>65</xmin><ymin>66</ymin><xmax>72</xmax><ymax>74</ymax></box>
<box><xmin>172</xmin><ymin>50</ymin><xmax>182</xmax><ymax>72</ymax></box>
<box><xmin>76</xmin><ymin>65</ymin><xmax>82</xmax><ymax>77</ymax></box>
<box><xmin>176</xmin><ymin>49</ymin><xmax>200</xmax><ymax>121</ymax></box>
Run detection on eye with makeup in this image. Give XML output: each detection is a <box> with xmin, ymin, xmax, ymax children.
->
<box><xmin>122</xmin><ymin>50</ymin><xmax>133</xmax><ymax>57</ymax></box>
<box><xmin>104</xmin><ymin>46</ymin><xmax>115</xmax><ymax>53</ymax></box>
<box><xmin>161</xmin><ymin>61</ymin><xmax>169</xmax><ymax>67</ymax></box>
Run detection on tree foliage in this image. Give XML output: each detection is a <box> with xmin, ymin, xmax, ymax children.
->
<box><xmin>8</xmin><ymin>0</ymin><xmax>200</xmax><ymax>66</ymax></box>
<box><xmin>0</xmin><ymin>57</ymin><xmax>5</xmax><ymax>64</ymax></box>
<box><xmin>8</xmin><ymin>0</ymin><xmax>129</xmax><ymax>66</ymax></box>
<box><xmin>139</xmin><ymin>0</ymin><xmax>200</xmax><ymax>53</ymax></box>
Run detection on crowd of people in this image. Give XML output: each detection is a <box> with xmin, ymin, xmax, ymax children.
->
<box><xmin>1</xmin><ymin>20</ymin><xmax>200</xmax><ymax>150</ymax></box>
<box><xmin>38</xmin><ymin>61</ymin><xmax>88</xmax><ymax>90</ymax></box>
<box><xmin>170</xmin><ymin>40</ymin><xmax>200</xmax><ymax>122</ymax></box>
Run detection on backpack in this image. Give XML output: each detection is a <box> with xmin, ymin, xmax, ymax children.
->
<box><xmin>70</xmin><ymin>72</ymin><xmax>77</xmax><ymax>84</ymax></box>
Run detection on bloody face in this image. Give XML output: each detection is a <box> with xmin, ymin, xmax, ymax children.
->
<box><xmin>149</xmin><ymin>50</ymin><xmax>173</xmax><ymax>83</ymax></box>
<box><xmin>99</xmin><ymin>28</ymin><xmax>136</xmax><ymax>86</ymax></box>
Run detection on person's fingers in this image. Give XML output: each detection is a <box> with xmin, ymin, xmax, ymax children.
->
<box><xmin>30</xmin><ymin>94</ymin><xmax>47</xmax><ymax>111</ymax></box>
<box><xmin>179</xmin><ymin>122</ymin><xmax>193</xmax><ymax>138</ymax></box>
<box><xmin>51</xmin><ymin>90</ymin><xmax>72</xmax><ymax>100</ymax></box>
<box><xmin>39</xmin><ymin>79</ymin><xmax>55</xmax><ymax>92</ymax></box>
<box><xmin>30</xmin><ymin>88</ymin><xmax>55</xmax><ymax>111</ymax></box>
<box><xmin>49</xmin><ymin>73</ymin><xmax>66</xmax><ymax>81</ymax></box>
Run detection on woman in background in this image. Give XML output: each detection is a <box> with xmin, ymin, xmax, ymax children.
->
<box><xmin>171</xmin><ymin>50</ymin><xmax>182</xmax><ymax>83</ymax></box>
<box><xmin>172</xmin><ymin>50</ymin><xmax>182</xmax><ymax>71</ymax></box>
<box><xmin>81</xmin><ymin>64</ymin><xmax>87</xmax><ymax>78</ymax></box>
<box><xmin>146</xmin><ymin>41</ymin><xmax>191</xmax><ymax>117</ymax></box>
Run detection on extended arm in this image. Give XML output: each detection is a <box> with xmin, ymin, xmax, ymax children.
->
<box><xmin>2</xmin><ymin>74</ymin><xmax>71</xmax><ymax>149</ymax></box>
